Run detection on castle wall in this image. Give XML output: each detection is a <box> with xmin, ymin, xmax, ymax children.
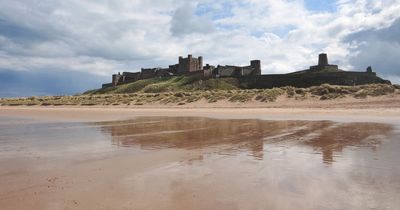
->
<box><xmin>168</xmin><ymin>64</ymin><xmax>179</xmax><ymax>74</ymax></box>
<box><xmin>155</xmin><ymin>69</ymin><xmax>173</xmax><ymax>77</ymax></box>
<box><xmin>203</xmin><ymin>69</ymin><xmax>212</xmax><ymax>78</ymax></box>
<box><xmin>214</xmin><ymin>66</ymin><xmax>236</xmax><ymax>77</ymax></box>
<box><xmin>122</xmin><ymin>72</ymin><xmax>141</xmax><ymax>83</ymax></box>
<box><xmin>102</xmin><ymin>83</ymin><xmax>114</xmax><ymax>88</ymax></box>
<box><xmin>214</xmin><ymin>64</ymin><xmax>259</xmax><ymax>77</ymax></box>
<box><xmin>182</xmin><ymin>69</ymin><xmax>212</xmax><ymax>79</ymax></box>
<box><xmin>310</xmin><ymin>65</ymin><xmax>339</xmax><ymax>72</ymax></box>
<box><xmin>240</xmin><ymin>71</ymin><xmax>391</xmax><ymax>89</ymax></box>
<box><xmin>141</xmin><ymin>68</ymin><xmax>156</xmax><ymax>79</ymax></box>
<box><xmin>242</xmin><ymin>67</ymin><xmax>255</xmax><ymax>76</ymax></box>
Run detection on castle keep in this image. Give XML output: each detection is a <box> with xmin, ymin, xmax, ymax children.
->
<box><xmin>102</xmin><ymin>53</ymin><xmax>390</xmax><ymax>88</ymax></box>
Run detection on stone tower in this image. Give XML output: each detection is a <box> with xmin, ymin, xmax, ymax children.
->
<box><xmin>177</xmin><ymin>54</ymin><xmax>203</xmax><ymax>73</ymax></box>
<box><xmin>310</xmin><ymin>53</ymin><xmax>339</xmax><ymax>72</ymax></box>
<box><xmin>366</xmin><ymin>66</ymin><xmax>373</xmax><ymax>73</ymax></box>
<box><xmin>112</xmin><ymin>73</ymin><xmax>123</xmax><ymax>86</ymax></box>
<box><xmin>318</xmin><ymin>53</ymin><xmax>329</xmax><ymax>66</ymax></box>
<box><xmin>198</xmin><ymin>56</ymin><xmax>203</xmax><ymax>70</ymax></box>
<box><xmin>250</xmin><ymin>60</ymin><xmax>261</xmax><ymax>75</ymax></box>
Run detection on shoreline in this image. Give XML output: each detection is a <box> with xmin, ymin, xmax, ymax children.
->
<box><xmin>1</xmin><ymin>106</ymin><xmax>400</xmax><ymax>124</ymax></box>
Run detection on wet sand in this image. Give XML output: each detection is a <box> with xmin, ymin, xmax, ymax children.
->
<box><xmin>1</xmin><ymin>107</ymin><xmax>400</xmax><ymax>123</ymax></box>
<box><xmin>1</xmin><ymin>108</ymin><xmax>400</xmax><ymax>209</ymax></box>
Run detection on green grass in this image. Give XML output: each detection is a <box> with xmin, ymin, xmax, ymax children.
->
<box><xmin>87</xmin><ymin>76</ymin><xmax>239</xmax><ymax>95</ymax></box>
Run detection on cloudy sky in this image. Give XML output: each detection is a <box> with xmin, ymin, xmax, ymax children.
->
<box><xmin>0</xmin><ymin>0</ymin><xmax>399</xmax><ymax>97</ymax></box>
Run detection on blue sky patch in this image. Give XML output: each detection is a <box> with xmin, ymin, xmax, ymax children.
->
<box><xmin>304</xmin><ymin>0</ymin><xmax>337</xmax><ymax>12</ymax></box>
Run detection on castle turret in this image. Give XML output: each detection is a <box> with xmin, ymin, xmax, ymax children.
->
<box><xmin>250</xmin><ymin>60</ymin><xmax>261</xmax><ymax>75</ymax></box>
<box><xmin>198</xmin><ymin>56</ymin><xmax>203</xmax><ymax>70</ymax></box>
<box><xmin>366</xmin><ymin>66</ymin><xmax>376</xmax><ymax>75</ymax></box>
<box><xmin>366</xmin><ymin>66</ymin><xmax>373</xmax><ymax>73</ymax></box>
<box><xmin>310</xmin><ymin>53</ymin><xmax>338</xmax><ymax>72</ymax></box>
<box><xmin>318</xmin><ymin>53</ymin><xmax>329</xmax><ymax>66</ymax></box>
<box><xmin>112</xmin><ymin>74</ymin><xmax>123</xmax><ymax>86</ymax></box>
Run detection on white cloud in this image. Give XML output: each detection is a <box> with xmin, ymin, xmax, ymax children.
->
<box><xmin>0</xmin><ymin>0</ymin><xmax>399</xmax><ymax>79</ymax></box>
<box><xmin>170</xmin><ymin>2</ymin><xmax>215</xmax><ymax>36</ymax></box>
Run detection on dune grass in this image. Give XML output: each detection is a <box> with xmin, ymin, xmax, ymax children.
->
<box><xmin>1</xmin><ymin>83</ymin><xmax>399</xmax><ymax>106</ymax></box>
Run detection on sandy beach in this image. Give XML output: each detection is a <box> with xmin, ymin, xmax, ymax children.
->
<box><xmin>1</xmin><ymin>89</ymin><xmax>400</xmax><ymax>123</ymax></box>
<box><xmin>0</xmin><ymin>106</ymin><xmax>400</xmax><ymax>123</ymax></box>
<box><xmin>1</xmin><ymin>107</ymin><xmax>400</xmax><ymax>210</ymax></box>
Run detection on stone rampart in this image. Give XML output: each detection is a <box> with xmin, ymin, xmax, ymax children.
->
<box><xmin>239</xmin><ymin>71</ymin><xmax>391</xmax><ymax>89</ymax></box>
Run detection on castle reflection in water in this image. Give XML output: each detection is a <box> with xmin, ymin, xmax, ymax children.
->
<box><xmin>94</xmin><ymin>117</ymin><xmax>392</xmax><ymax>164</ymax></box>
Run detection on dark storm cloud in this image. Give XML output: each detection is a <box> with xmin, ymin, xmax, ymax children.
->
<box><xmin>344</xmin><ymin>19</ymin><xmax>400</xmax><ymax>78</ymax></box>
<box><xmin>0</xmin><ymin>69</ymin><xmax>108</xmax><ymax>97</ymax></box>
<box><xmin>0</xmin><ymin>18</ymin><xmax>49</xmax><ymax>43</ymax></box>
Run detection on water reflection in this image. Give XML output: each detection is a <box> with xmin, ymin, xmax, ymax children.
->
<box><xmin>1</xmin><ymin>116</ymin><xmax>398</xmax><ymax>210</ymax></box>
<box><xmin>94</xmin><ymin>117</ymin><xmax>393</xmax><ymax>164</ymax></box>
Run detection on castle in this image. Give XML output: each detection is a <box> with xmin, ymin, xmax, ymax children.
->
<box><xmin>102</xmin><ymin>54</ymin><xmax>261</xmax><ymax>88</ymax></box>
<box><xmin>102</xmin><ymin>53</ymin><xmax>390</xmax><ymax>88</ymax></box>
